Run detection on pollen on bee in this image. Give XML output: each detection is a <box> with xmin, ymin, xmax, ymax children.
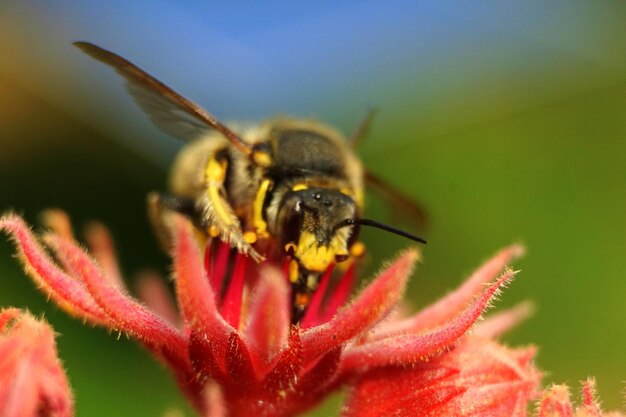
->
<box><xmin>289</xmin><ymin>260</ymin><xmax>299</xmax><ymax>283</ymax></box>
<box><xmin>350</xmin><ymin>241</ymin><xmax>366</xmax><ymax>258</ymax></box>
<box><xmin>243</xmin><ymin>231</ymin><xmax>257</xmax><ymax>244</ymax></box>
<box><xmin>252</xmin><ymin>150</ymin><xmax>272</xmax><ymax>167</ymax></box>
<box><xmin>208</xmin><ymin>225</ymin><xmax>220</xmax><ymax>238</ymax></box>
<box><xmin>295</xmin><ymin>292</ymin><xmax>310</xmax><ymax>307</ymax></box>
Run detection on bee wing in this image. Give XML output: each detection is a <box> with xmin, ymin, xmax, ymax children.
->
<box><xmin>124</xmin><ymin>81</ymin><xmax>214</xmax><ymax>142</ymax></box>
<box><xmin>74</xmin><ymin>42</ymin><xmax>252</xmax><ymax>154</ymax></box>
<box><xmin>349</xmin><ymin>107</ymin><xmax>378</xmax><ymax>148</ymax></box>
<box><xmin>365</xmin><ymin>169</ymin><xmax>428</xmax><ymax>230</ymax></box>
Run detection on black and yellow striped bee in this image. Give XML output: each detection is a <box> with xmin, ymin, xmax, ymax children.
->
<box><xmin>75</xmin><ymin>42</ymin><xmax>426</xmax><ymax>322</ymax></box>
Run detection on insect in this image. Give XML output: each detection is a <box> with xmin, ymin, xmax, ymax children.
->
<box><xmin>74</xmin><ymin>42</ymin><xmax>426</xmax><ymax>322</ymax></box>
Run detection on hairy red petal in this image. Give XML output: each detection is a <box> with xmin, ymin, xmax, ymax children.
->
<box><xmin>171</xmin><ymin>216</ymin><xmax>233</xmax><ymax>369</ymax></box>
<box><xmin>260</xmin><ymin>329</ymin><xmax>302</xmax><ymax>402</ymax></box>
<box><xmin>0</xmin><ymin>309</ymin><xmax>74</xmax><ymax>417</ymax></box>
<box><xmin>322</xmin><ymin>262</ymin><xmax>357</xmax><ymax>323</ymax></box>
<box><xmin>301</xmin><ymin>249</ymin><xmax>419</xmax><ymax>364</ymax></box>
<box><xmin>0</xmin><ymin>215</ymin><xmax>110</xmax><ymax>325</ymax></box>
<box><xmin>134</xmin><ymin>270</ymin><xmax>181</xmax><ymax>328</ymax></box>
<box><xmin>83</xmin><ymin>222</ymin><xmax>126</xmax><ymax>289</ymax></box>
<box><xmin>343</xmin><ymin>337</ymin><xmax>540</xmax><ymax>417</ymax></box>
<box><xmin>537</xmin><ymin>380</ymin><xmax>625</xmax><ymax>417</ymax></box>
<box><xmin>301</xmin><ymin>263</ymin><xmax>334</xmax><ymax>328</ymax></box>
<box><xmin>207</xmin><ymin>241</ymin><xmax>231</xmax><ymax>296</ymax></box>
<box><xmin>44</xmin><ymin>234</ymin><xmax>186</xmax><ymax>353</ymax></box>
<box><xmin>244</xmin><ymin>267</ymin><xmax>291</xmax><ymax>364</ymax></box>
<box><xmin>225</xmin><ymin>332</ymin><xmax>258</xmax><ymax>388</ymax></box>
<box><xmin>341</xmin><ymin>270</ymin><xmax>516</xmax><ymax>372</ymax></box>
<box><xmin>220</xmin><ymin>253</ymin><xmax>247</xmax><ymax>329</ymax></box>
<box><xmin>296</xmin><ymin>346</ymin><xmax>341</xmax><ymax>401</ymax></box>
<box><xmin>375</xmin><ymin>245</ymin><xmax>523</xmax><ymax>340</ymax></box>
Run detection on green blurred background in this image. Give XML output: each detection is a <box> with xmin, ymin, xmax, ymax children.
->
<box><xmin>0</xmin><ymin>2</ymin><xmax>624</xmax><ymax>415</ymax></box>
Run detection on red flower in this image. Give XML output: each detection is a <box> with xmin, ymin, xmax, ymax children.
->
<box><xmin>536</xmin><ymin>379</ymin><xmax>625</xmax><ymax>417</ymax></box>
<box><xmin>1</xmin><ymin>211</ymin><xmax>541</xmax><ymax>416</ymax></box>
<box><xmin>0</xmin><ymin>308</ymin><xmax>74</xmax><ymax>417</ymax></box>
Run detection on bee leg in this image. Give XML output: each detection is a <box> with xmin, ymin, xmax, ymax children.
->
<box><xmin>147</xmin><ymin>192</ymin><xmax>197</xmax><ymax>252</ymax></box>
<box><xmin>199</xmin><ymin>154</ymin><xmax>265</xmax><ymax>263</ymax></box>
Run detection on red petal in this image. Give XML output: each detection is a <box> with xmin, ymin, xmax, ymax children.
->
<box><xmin>321</xmin><ymin>262</ymin><xmax>357</xmax><ymax>323</ymax></box>
<box><xmin>301</xmin><ymin>263</ymin><xmax>334</xmax><ymax>328</ymax></box>
<box><xmin>225</xmin><ymin>332</ymin><xmax>258</xmax><ymax>388</ymax></box>
<box><xmin>343</xmin><ymin>337</ymin><xmax>540</xmax><ymax>417</ymax></box>
<box><xmin>134</xmin><ymin>270</ymin><xmax>181</xmax><ymax>328</ymax></box>
<box><xmin>220</xmin><ymin>252</ymin><xmax>247</xmax><ymax>329</ymax></box>
<box><xmin>296</xmin><ymin>346</ymin><xmax>342</xmax><ymax>400</ymax></box>
<box><xmin>44</xmin><ymin>234</ymin><xmax>186</xmax><ymax>354</ymax></box>
<box><xmin>301</xmin><ymin>249</ymin><xmax>419</xmax><ymax>364</ymax></box>
<box><xmin>189</xmin><ymin>332</ymin><xmax>226</xmax><ymax>384</ymax></box>
<box><xmin>375</xmin><ymin>245</ymin><xmax>523</xmax><ymax>340</ymax></box>
<box><xmin>83</xmin><ymin>222</ymin><xmax>126</xmax><ymax>289</ymax></box>
<box><xmin>243</xmin><ymin>266</ymin><xmax>291</xmax><ymax>364</ymax></box>
<box><xmin>580</xmin><ymin>379</ymin><xmax>602</xmax><ymax>417</ymax></box>
<box><xmin>171</xmin><ymin>216</ymin><xmax>233</xmax><ymax>369</ymax></box>
<box><xmin>207</xmin><ymin>241</ymin><xmax>231</xmax><ymax>296</ymax></box>
<box><xmin>261</xmin><ymin>328</ymin><xmax>302</xmax><ymax>399</ymax></box>
<box><xmin>0</xmin><ymin>309</ymin><xmax>74</xmax><ymax>417</ymax></box>
<box><xmin>537</xmin><ymin>380</ymin><xmax>624</xmax><ymax>417</ymax></box>
<box><xmin>340</xmin><ymin>270</ymin><xmax>516</xmax><ymax>372</ymax></box>
<box><xmin>40</xmin><ymin>211</ymin><xmax>125</xmax><ymax>290</ymax></box>
<box><xmin>537</xmin><ymin>385</ymin><xmax>574</xmax><ymax>417</ymax></box>
<box><xmin>0</xmin><ymin>215</ymin><xmax>110</xmax><ymax>325</ymax></box>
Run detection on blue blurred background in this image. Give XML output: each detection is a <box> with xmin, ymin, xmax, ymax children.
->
<box><xmin>1</xmin><ymin>1</ymin><xmax>625</xmax><ymax>415</ymax></box>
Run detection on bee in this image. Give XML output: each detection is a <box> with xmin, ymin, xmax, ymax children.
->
<box><xmin>74</xmin><ymin>42</ymin><xmax>426</xmax><ymax>322</ymax></box>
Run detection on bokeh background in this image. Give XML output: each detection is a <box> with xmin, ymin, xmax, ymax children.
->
<box><xmin>1</xmin><ymin>1</ymin><xmax>625</xmax><ymax>415</ymax></box>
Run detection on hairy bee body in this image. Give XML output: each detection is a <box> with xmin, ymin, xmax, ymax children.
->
<box><xmin>169</xmin><ymin>118</ymin><xmax>363</xmax><ymax>225</ymax></box>
<box><xmin>156</xmin><ymin>117</ymin><xmax>365</xmax><ymax>319</ymax></box>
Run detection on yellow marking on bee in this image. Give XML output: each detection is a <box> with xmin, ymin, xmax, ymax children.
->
<box><xmin>205</xmin><ymin>156</ymin><xmax>235</xmax><ymax>228</ymax></box>
<box><xmin>354</xmin><ymin>188</ymin><xmax>365</xmax><ymax>208</ymax></box>
<box><xmin>306</xmin><ymin>274</ymin><xmax>318</xmax><ymax>291</ymax></box>
<box><xmin>209</xmin><ymin>185</ymin><xmax>233</xmax><ymax>227</ymax></box>
<box><xmin>243</xmin><ymin>231</ymin><xmax>257</xmax><ymax>244</ymax></box>
<box><xmin>252</xmin><ymin>150</ymin><xmax>272</xmax><ymax>167</ymax></box>
<box><xmin>208</xmin><ymin>225</ymin><xmax>220</xmax><ymax>238</ymax></box>
<box><xmin>253</xmin><ymin>179</ymin><xmax>272</xmax><ymax>237</ymax></box>
<box><xmin>205</xmin><ymin>156</ymin><xmax>226</xmax><ymax>182</ymax></box>
<box><xmin>350</xmin><ymin>241</ymin><xmax>366</xmax><ymax>258</ymax></box>
<box><xmin>289</xmin><ymin>260</ymin><xmax>299</xmax><ymax>283</ymax></box>
<box><xmin>339</xmin><ymin>187</ymin><xmax>353</xmax><ymax>197</ymax></box>
<box><xmin>292</xmin><ymin>183</ymin><xmax>308</xmax><ymax>192</ymax></box>
<box><xmin>295</xmin><ymin>231</ymin><xmax>335</xmax><ymax>272</ymax></box>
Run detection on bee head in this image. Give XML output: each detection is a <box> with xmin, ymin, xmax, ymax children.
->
<box><xmin>277</xmin><ymin>187</ymin><xmax>358</xmax><ymax>272</ymax></box>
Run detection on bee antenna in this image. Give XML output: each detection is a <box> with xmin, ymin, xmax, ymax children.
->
<box><xmin>335</xmin><ymin>218</ymin><xmax>427</xmax><ymax>244</ymax></box>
